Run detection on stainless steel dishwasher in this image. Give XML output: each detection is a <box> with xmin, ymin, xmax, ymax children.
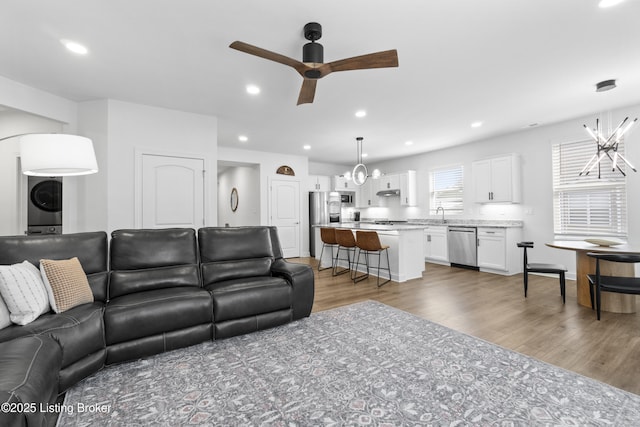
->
<box><xmin>448</xmin><ymin>226</ymin><xmax>478</xmax><ymax>268</ymax></box>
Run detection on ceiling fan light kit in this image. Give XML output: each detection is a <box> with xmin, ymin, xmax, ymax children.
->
<box><xmin>230</xmin><ymin>22</ymin><xmax>399</xmax><ymax>105</ymax></box>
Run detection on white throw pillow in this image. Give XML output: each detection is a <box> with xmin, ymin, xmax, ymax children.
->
<box><xmin>0</xmin><ymin>294</ymin><xmax>11</xmax><ymax>329</ymax></box>
<box><xmin>0</xmin><ymin>261</ymin><xmax>50</xmax><ymax>325</ymax></box>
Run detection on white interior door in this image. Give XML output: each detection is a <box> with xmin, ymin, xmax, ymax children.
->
<box><xmin>141</xmin><ymin>154</ymin><xmax>205</xmax><ymax>229</ymax></box>
<box><xmin>270</xmin><ymin>179</ymin><xmax>300</xmax><ymax>258</ymax></box>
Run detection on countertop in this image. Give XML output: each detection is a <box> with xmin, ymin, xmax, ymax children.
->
<box><xmin>312</xmin><ymin>222</ymin><xmax>428</xmax><ymax>231</ymax></box>
<box><xmin>407</xmin><ymin>219</ymin><xmax>523</xmax><ymax>228</ymax></box>
<box><xmin>312</xmin><ymin>219</ymin><xmax>523</xmax><ymax>231</ymax></box>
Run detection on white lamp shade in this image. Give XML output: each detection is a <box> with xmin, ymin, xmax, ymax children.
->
<box><xmin>19</xmin><ymin>134</ymin><xmax>98</xmax><ymax>176</ymax></box>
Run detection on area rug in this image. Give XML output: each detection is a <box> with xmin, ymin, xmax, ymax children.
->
<box><xmin>57</xmin><ymin>301</ymin><xmax>640</xmax><ymax>426</ymax></box>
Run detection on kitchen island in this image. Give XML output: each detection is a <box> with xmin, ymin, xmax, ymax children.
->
<box><xmin>313</xmin><ymin>222</ymin><xmax>427</xmax><ymax>282</ymax></box>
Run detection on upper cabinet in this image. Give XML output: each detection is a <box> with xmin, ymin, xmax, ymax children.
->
<box><xmin>355</xmin><ymin>170</ymin><xmax>417</xmax><ymax>207</ymax></box>
<box><xmin>307</xmin><ymin>175</ymin><xmax>331</xmax><ymax>192</ymax></box>
<box><xmin>378</xmin><ymin>174</ymin><xmax>401</xmax><ymax>191</ymax></box>
<box><xmin>356</xmin><ymin>178</ymin><xmax>380</xmax><ymax>208</ymax></box>
<box><xmin>400</xmin><ymin>170</ymin><xmax>417</xmax><ymax>206</ymax></box>
<box><xmin>472</xmin><ymin>155</ymin><xmax>521</xmax><ymax>203</ymax></box>
<box><xmin>333</xmin><ymin>175</ymin><xmax>358</xmax><ymax>191</ymax></box>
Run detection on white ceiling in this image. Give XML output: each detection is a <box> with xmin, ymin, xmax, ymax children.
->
<box><xmin>2</xmin><ymin>0</ymin><xmax>640</xmax><ymax>165</ymax></box>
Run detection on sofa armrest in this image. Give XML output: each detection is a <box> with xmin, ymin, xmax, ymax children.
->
<box><xmin>0</xmin><ymin>336</ymin><xmax>62</xmax><ymax>427</ymax></box>
<box><xmin>271</xmin><ymin>259</ymin><xmax>314</xmax><ymax>320</ymax></box>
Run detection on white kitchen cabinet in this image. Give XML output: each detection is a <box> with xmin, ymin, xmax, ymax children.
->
<box><xmin>333</xmin><ymin>175</ymin><xmax>357</xmax><ymax>191</ymax></box>
<box><xmin>307</xmin><ymin>175</ymin><xmax>331</xmax><ymax>191</ymax></box>
<box><xmin>400</xmin><ymin>170</ymin><xmax>417</xmax><ymax>206</ymax></box>
<box><xmin>472</xmin><ymin>155</ymin><xmax>521</xmax><ymax>203</ymax></box>
<box><xmin>476</xmin><ymin>226</ymin><xmax>522</xmax><ymax>275</ymax></box>
<box><xmin>424</xmin><ymin>226</ymin><xmax>448</xmax><ymax>264</ymax></box>
<box><xmin>477</xmin><ymin>228</ymin><xmax>506</xmax><ymax>270</ymax></box>
<box><xmin>379</xmin><ymin>174</ymin><xmax>400</xmax><ymax>191</ymax></box>
<box><xmin>356</xmin><ymin>178</ymin><xmax>380</xmax><ymax>208</ymax></box>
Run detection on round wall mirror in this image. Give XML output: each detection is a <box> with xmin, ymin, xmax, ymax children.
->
<box><xmin>230</xmin><ymin>188</ymin><xmax>239</xmax><ymax>212</ymax></box>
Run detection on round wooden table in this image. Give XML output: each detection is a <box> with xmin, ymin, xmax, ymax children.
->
<box><xmin>547</xmin><ymin>241</ymin><xmax>640</xmax><ymax>313</ymax></box>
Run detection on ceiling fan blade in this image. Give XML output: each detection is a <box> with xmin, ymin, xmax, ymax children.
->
<box><xmin>229</xmin><ymin>41</ymin><xmax>308</xmax><ymax>76</ymax></box>
<box><xmin>318</xmin><ymin>49</ymin><xmax>399</xmax><ymax>76</ymax></box>
<box><xmin>297</xmin><ymin>79</ymin><xmax>317</xmax><ymax>105</ymax></box>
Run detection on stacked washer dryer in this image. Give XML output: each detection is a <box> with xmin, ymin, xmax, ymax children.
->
<box><xmin>27</xmin><ymin>176</ymin><xmax>62</xmax><ymax>235</ymax></box>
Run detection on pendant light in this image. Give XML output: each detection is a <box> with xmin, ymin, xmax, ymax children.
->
<box><xmin>578</xmin><ymin>79</ymin><xmax>637</xmax><ymax>178</ymax></box>
<box><xmin>343</xmin><ymin>137</ymin><xmax>382</xmax><ymax>185</ymax></box>
<box><xmin>352</xmin><ymin>137</ymin><xmax>368</xmax><ymax>186</ymax></box>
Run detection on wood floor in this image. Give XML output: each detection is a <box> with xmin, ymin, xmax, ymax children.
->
<box><xmin>291</xmin><ymin>257</ymin><xmax>640</xmax><ymax>395</ymax></box>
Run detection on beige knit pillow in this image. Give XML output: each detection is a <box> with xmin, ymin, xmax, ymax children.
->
<box><xmin>40</xmin><ymin>257</ymin><xmax>94</xmax><ymax>313</ymax></box>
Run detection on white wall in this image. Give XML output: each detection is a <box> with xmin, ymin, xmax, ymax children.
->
<box><xmin>218</xmin><ymin>165</ymin><xmax>260</xmax><ymax>226</ymax></box>
<box><xmin>102</xmin><ymin>100</ymin><xmax>218</xmax><ymax>232</ymax></box>
<box><xmin>309</xmin><ymin>161</ymin><xmax>350</xmax><ymax>176</ymax></box>
<box><xmin>77</xmin><ymin>100</ymin><xmax>109</xmax><ymax>232</ymax></box>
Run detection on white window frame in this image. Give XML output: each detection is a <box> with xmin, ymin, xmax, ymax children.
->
<box><xmin>429</xmin><ymin>164</ymin><xmax>464</xmax><ymax>214</ymax></box>
<box><xmin>552</xmin><ymin>139</ymin><xmax>628</xmax><ymax>239</ymax></box>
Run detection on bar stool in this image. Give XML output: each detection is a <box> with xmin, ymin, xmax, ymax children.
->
<box><xmin>334</xmin><ymin>229</ymin><xmax>357</xmax><ymax>277</ymax></box>
<box><xmin>354</xmin><ymin>230</ymin><xmax>392</xmax><ymax>287</ymax></box>
<box><xmin>318</xmin><ymin>228</ymin><xmax>338</xmax><ymax>272</ymax></box>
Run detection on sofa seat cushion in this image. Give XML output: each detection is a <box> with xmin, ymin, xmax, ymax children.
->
<box><xmin>206</xmin><ymin>276</ymin><xmax>292</xmax><ymax>322</ymax></box>
<box><xmin>105</xmin><ymin>287</ymin><xmax>213</xmax><ymax>346</ymax></box>
<box><xmin>0</xmin><ymin>302</ymin><xmax>105</xmax><ymax>369</ymax></box>
<box><xmin>0</xmin><ymin>335</ymin><xmax>62</xmax><ymax>427</ymax></box>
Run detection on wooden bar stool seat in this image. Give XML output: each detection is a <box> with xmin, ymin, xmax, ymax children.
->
<box><xmin>334</xmin><ymin>229</ymin><xmax>357</xmax><ymax>278</ymax></box>
<box><xmin>355</xmin><ymin>230</ymin><xmax>392</xmax><ymax>287</ymax></box>
<box><xmin>318</xmin><ymin>227</ymin><xmax>339</xmax><ymax>272</ymax></box>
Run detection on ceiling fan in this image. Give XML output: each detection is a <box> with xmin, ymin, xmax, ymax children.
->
<box><xmin>229</xmin><ymin>22</ymin><xmax>399</xmax><ymax>105</ymax></box>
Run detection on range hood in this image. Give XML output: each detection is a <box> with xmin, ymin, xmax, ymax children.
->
<box><xmin>376</xmin><ymin>189</ymin><xmax>400</xmax><ymax>197</ymax></box>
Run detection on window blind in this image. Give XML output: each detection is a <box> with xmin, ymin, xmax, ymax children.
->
<box><xmin>430</xmin><ymin>165</ymin><xmax>464</xmax><ymax>213</ymax></box>
<box><xmin>552</xmin><ymin>139</ymin><xmax>628</xmax><ymax>238</ymax></box>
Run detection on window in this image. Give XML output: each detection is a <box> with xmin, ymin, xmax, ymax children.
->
<box><xmin>552</xmin><ymin>139</ymin><xmax>628</xmax><ymax>238</ymax></box>
<box><xmin>430</xmin><ymin>165</ymin><xmax>464</xmax><ymax>214</ymax></box>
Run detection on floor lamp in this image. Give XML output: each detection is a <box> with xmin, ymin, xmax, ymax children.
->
<box><xmin>0</xmin><ymin>133</ymin><xmax>98</xmax><ymax>176</ymax></box>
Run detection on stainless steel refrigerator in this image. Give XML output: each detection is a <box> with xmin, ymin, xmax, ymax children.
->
<box><xmin>309</xmin><ymin>191</ymin><xmax>329</xmax><ymax>257</ymax></box>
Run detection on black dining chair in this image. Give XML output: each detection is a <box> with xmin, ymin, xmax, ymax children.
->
<box><xmin>586</xmin><ymin>252</ymin><xmax>640</xmax><ymax>320</ymax></box>
<box><xmin>517</xmin><ymin>242</ymin><xmax>567</xmax><ymax>303</ymax></box>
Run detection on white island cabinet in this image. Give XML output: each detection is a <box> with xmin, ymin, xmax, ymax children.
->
<box><xmin>424</xmin><ymin>225</ymin><xmax>448</xmax><ymax>264</ymax></box>
<box><xmin>313</xmin><ymin>223</ymin><xmax>426</xmax><ymax>282</ymax></box>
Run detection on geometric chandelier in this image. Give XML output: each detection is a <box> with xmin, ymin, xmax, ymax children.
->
<box><xmin>579</xmin><ymin>116</ymin><xmax>637</xmax><ymax>178</ymax></box>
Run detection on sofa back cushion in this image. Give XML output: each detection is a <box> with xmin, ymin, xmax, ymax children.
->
<box><xmin>109</xmin><ymin>228</ymin><xmax>200</xmax><ymax>298</ymax></box>
<box><xmin>0</xmin><ymin>232</ymin><xmax>109</xmax><ymax>302</ymax></box>
<box><xmin>198</xmin><ymin>227</ymin><xmax>275</xmax><ymax>285</ymax></box>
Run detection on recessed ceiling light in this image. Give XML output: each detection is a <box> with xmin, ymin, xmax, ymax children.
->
<box><xmin>303</xmin><ymin>145</ymin><xmax>311</xmax><ymax>150</ymax></box>
<box><xmin>246</xmin><ymin>85</ymin><xmax>260</xmax><ymax>95</ymax></box>
<box><xmin>238</xmin><ymin>135</ymin><xmax>248</xmax><ymax>142</ymax></box>
<box><xmin>355</xmin><ymin>110</ymin><xmax>367</xmax><ymax>118</ymax></box>
<box><xmin>471</xmin><ymin>121</ymin><xmax>483</xmax><ymax>128</ymax></box>
<box><xmin>405</xmin><ymin>140</ymin><xmax>414</xmax><ymax>146</ymax></box>
<box><xmin>61</xmin><ymin>39</ymin><xmax>88</xmax><ymax>55</ymax></box>
<box><xmin>362</xmin><ymin>153</ymin><xmax>368</xmax><ymax>158</ymax></box>
<box><xmin>599</xmin><ymin>0</ymin><xmax>625</xmax><ymax>8</ymax></box>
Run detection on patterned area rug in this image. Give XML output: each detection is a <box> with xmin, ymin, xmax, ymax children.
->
<box><xmin>58</xmin><ymin>301</ymin><xmax>640</xmax><ymax>426</ymax></box>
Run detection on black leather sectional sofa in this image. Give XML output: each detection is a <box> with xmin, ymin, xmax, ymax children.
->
<box><xmin>0</xmin><ymin>226</ymin><xmax>314</xmax><ymax>427</ymax></box>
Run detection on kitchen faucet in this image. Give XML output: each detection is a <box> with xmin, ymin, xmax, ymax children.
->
<box><xmin>436</xmin><ymin>206</ymin><xmax>445</xmax><ymax>223</ymax></box>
